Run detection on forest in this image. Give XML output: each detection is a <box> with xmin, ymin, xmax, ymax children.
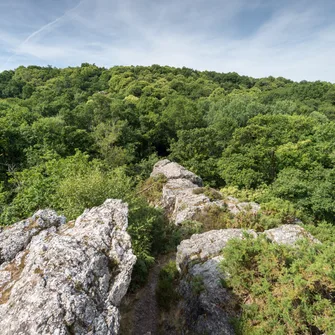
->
<box><xmin>0</xmin><ymin>64</ymin><xmax>335</xmax><ymax>333</ymax></box>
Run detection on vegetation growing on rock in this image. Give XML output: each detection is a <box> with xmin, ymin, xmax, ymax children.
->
<box><xmin>220</xmin><ymin>234</ymin><xmax>335</xmax><ymax>334</ymax></box>
<box><xmin>1</xmin><ymin>64</ymin><xmax>335</xmax><ymax>333</ymax></box>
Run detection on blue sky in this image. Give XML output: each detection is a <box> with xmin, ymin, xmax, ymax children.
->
<box><xmin>0</xmin><ymin>0</ymin><xmax>334</xmax><ymax>82</ymax></box>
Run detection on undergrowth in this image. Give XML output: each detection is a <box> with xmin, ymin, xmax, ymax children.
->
<box><xmin>156</xmin><ymin>261</ymin><xmax>180</xmax><ymax>310</ymax></box>
<box><xmin>220</xmin><ymin>235</ymin><xmax>335</xmax><ymax>335</ymax></box>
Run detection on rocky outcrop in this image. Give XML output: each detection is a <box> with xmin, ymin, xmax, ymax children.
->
<box><xmin>0</xmin><ymin>210</ymin><xmax>66</xmax><ymax>264</ymax></box>
<box><xmin>176</xmin><ymin>225</ymin><xmax>319</xmax><ymax>335</ymax></box>
<box><xmin>151</xmin><ymin>159</ymin><xmax>203</xmax><ymax>186</ymax></box>
<box><xmin>176</xmin><ymin>229</ymin><xmax>257</xmax><ymax>273</ymax></box>
<box><xmin>264</xmin><ymin>224</ymin><xmax>320</xmax><ymax>245</ymax></box>
<box><xmin>151</xmin><ymin>159</ymin><xmax>260</xmax><ymax>225</ymax></box>
<box><xmin>0</xmin><ymin>199</ymin><xmax>136</xmax><ymax>335</ymax></box>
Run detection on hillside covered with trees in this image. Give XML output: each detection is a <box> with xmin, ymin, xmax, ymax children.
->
<box><xmin>0</xmin><ymin>64</ymin><xmax>335</xmax><ymax>333</ymax></box>
<box><xmin>1</xmin><ymin>64</ymin><xmax>335</xmax><ymax>223</ymax></box>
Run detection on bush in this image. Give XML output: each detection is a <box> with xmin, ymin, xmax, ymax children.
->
<box><xmin>0</xmin><ymin>152</ymin><xmax>134</xmax><ymax>224</ymax></box>
<box><xmin>193</xmin><ymin>204</ymin><xmax>232</xmax><ymax>231</ymax></box>
<box><xmin>138</xmin><ymin>173</ymin><xmax>167</xmax><ymax>204</ymax></box>
<box><xmin>127</xmin><ymin>197</ymin><xmax>165</xmax><ymax>289</ymax></box>
<box><xmin>220</xmin><ymin>235</ymin><xmax>335</xmax><ymax>334</ymax></box>
<box><xmin>156</xmin><ymin>261</ymin><xmax>180</xmax><ymax>310</ymax></box>
<box><xmin>192</xmin><ymin>204</ymin><xmax>272</xmax><ymax>232</ymax></box>
<box><xmin>192</xmin><ymin>186</ymin><xmax>223</xmax><ymax>201</ymax></box>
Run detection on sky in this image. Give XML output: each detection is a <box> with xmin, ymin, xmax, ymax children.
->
<box><xmin>0</xmin><ymin>0</ymin><xmax>334</xmax><ymax>82</ymax></box>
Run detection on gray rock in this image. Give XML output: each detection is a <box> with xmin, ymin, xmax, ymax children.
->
<box><xmin>176</xmin><ymin>225</ymin><xmax>319</xmax><ymax>335</ymax></box>
<box><xmin>152</xmin><ymin>160</ymin><xmax>260</xmax><ymax>225</ymax></box>
<box><xmin>151</xmin><ymin>159</ymin><xmax>203</xmax><ymax>186</ymax></box>
<box><xmin>0</xmin><ymin>199</ymin><xmax>136</xmax><ymax>335</ymax></box>
<box><xmin>176</xmin><ymin>229</ymin><xmax>256</xmax><ymax>335</ymax></box>
<box><xmin>179</xmin><ymin>255</ymin><xmax>237</xmax><ymax>335</ymax></box>
<box><xmin>0</xmin><ymin>209</ymin><xmax>66</xmax><ymax>264</ymax></box>
<box><xmin>176</xmin><ymin>229</ymin><xmax>257</xmax><ymax>273</ymax></box>
<box><xmin>264</xmin><ymin>224</ymin><xmax>320</xmax><ymax>245</ymax></box>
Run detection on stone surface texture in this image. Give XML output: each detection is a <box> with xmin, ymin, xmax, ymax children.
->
<box><xmin>151</xmin><ymin>159</ymin><xmax>260</xmax><ymax>225</ymax></box>
<box><xmin>0</xmin><ymin>199</ymin><xmax>136</xmax><ymax>335</ymax></box>
<box><xmin>264</xmin><ymin>224</ymin><xmax>320</xmax><ymax>245</ymax></box>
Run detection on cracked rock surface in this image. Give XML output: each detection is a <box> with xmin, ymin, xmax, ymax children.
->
<box><xmin>0</xmin><ymin>199</ymin><xmax>136</xmax><ymax>335</ymax></box>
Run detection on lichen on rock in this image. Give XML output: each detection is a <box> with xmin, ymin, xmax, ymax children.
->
<box><xmin>151</xmin><ymin>159</ymin><xmax>260</xmax><ymax>226</ymax></box>
<box><xmin>0</xmin><ymin>199</ymin><xmax>136</xmax><ymax>335</ymax></box>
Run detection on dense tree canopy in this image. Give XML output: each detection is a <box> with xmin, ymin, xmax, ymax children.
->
<box><xmin>0</xmin><ymin>63</ymin><xmax>335</xmax><ymax>226</ymax></box>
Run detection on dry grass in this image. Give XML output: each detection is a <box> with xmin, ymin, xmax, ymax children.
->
<box><xmin>0</xmin><ymin>250</ymin><xmax>28</xmax><ymax>304</ymax></box>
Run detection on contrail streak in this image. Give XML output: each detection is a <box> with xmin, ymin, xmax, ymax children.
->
<box><xmin>3</xmin><ymin>0</ymin><xmax>86</xmax><ymax>68</ymax></box>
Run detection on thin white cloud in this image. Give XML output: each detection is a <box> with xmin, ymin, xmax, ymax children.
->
<box><xmin>2</xmin><ymin>0</ymin><xmax>86</xmax><ymax>68</ymax></box>
<box><xmin>0</xmin><ymin>0</ymin><xmax>334</xmax><ymax>82</ymax></box>
<box><xmin>21</xmin><ymin>0</ymin><xmax>85</xmax><ymax>45</ymax></box>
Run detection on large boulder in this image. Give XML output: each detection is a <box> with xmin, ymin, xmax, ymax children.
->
<box><xmin>176</xmin><ymin>225</ymin><xmax>319</xmax><ymax>335</ymax></box>
<box><xmin>151</xmin><ymin>159</ymin><xmax>203</xmax><ymax>186</ymax></box>
<box><xmin>176</xmin><ymin>229</ymin><xmax>257</xmax><ymax>335</ymax></box>
<box><xmin>0</xmin><ymin>199</ymin><xmax>136</xmax><ymax>335</ymax></box>
<box><xmin>152</xmin><ymin>160</ymin><xmax>260</xmax><ymax>225</ymax></box>
<box><xmin>264</xmin><ymin>224</ymin><xmax>320</xmax><ymax>245</ymax></box>
<box><xmin>176</xmin><ymin>229</ymin><xmax>257</xmax><ymax>273</ymax></box>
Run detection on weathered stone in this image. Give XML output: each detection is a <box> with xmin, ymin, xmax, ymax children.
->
<box><xmin>151</xmin><ymin>159</ymin><xmax>203</xmax><ymax>186</ymax></box>
<box><xmin>264</xmin><ymin>224</ymin><xmax>320</xmax><ymax>245</ymax></box>
<box><xmin>0</xmin><ymin>199</ymin><xmax>136</xmax><ymax>335</ymax></box>
<box><xmin>152</xmin><ymin>160</ymin><xmax>261</xmax><ymax>225</ymax></box>
<box><xmin>176</xmin><ymin>229</ymin><xmax>257</xmax><ymax>335</ymax></box>
<box><xmin>176</xmin><ymin>228</ymin><xmax>257</xmax><ymax>273</ymax></box>
<box><xmin>161</xmin><ymin>179</ymin><xmax>199</xmax><ymax>214</ymax></box>
<box><xmin>0</xmin><ymin>209</ymin><xmax>66</xmax><ymax>264</ymax></box>
<box><xmin>179</xmin><ymin>255</ymin><xmax>237</xmax><ymax>335</ymax></box>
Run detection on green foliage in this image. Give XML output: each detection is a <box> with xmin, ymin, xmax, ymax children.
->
<box><xmin>190</xmin><ymin>275</ymin><xmax>205</xmax><ymax>295</ymax></box>
<box><xmin>1</xmin><ymin>64</ymin><xmax>335</xmax><ymax>313</ymax></box>
<box><xmin>191</xmin><ymin>204</ymin><xmax>274</xmax><ymax>232</ymax></box>
<box><xmin>138</xmin><ymin>174</ymin><xmax>168</xmax><ymax>204</ymax></box>
<box><xmin>0</xmin><ymin>151</ymin><xmax>133</xmax><ymax>223</ymax></box>
<box><xmin>302</xmin><ymin>222</ymin><xmax>335</xmax><ymax>244</ymax></box>
<box><xmin>192</xmin><ymin>186</ymin><xmax>223</xmax><ymax>201</ymax></box>
<box><xmin>57</xmin><ymin>166</ymin><xmax>133</xmax><ymax>219</ymax></box>
<box><xmin>167</xmin><ymin>220</ymin><xmax>204</xmax><ymax>248</ymax></box>
<box><xmin>269</xmin><ymin>167</ymin><xmax>335</xmax><ymax>223</ymax></box>
<box><xmin>156</xmin><ymin>261</ymin><xmax>180</xmax><ymax>310</ymax></box>
<box><xmin>192</xmin><ymin>205</ymin><xmax>232</xmax><ymax>231</ymax></box>
<box><xmin>169</xmin><ymin>127</ymin><xmax>224</xmax><ymax>186</ymax></box>
<box><xmin>221</xmin><ymin>235</ymin><xmax>335</xmax><ymax>334</ymax></box>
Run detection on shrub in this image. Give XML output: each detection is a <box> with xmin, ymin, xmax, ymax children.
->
<box><xmin>156</xmin><ymin>261</ymin><xmax>180</xmax><ymax>310</ymax></box>
<box><xmin>192</xmin><ymin>204</ymin><xmax>271</xmax><ymax>232</ymax></box>
<box><xmin>138</xmin><ymin>173</ymin><xmax>167</xmax><ymax>204</ymax></box>
<box><xmin>127</xmin><ymin>197</ymin><xmax>165</xmax><ymax>289</ymax></box>
<box><xmin>192</xmin><ymin>186</ymin><xmax>223</xmax><ymax>201</ymax></box>
<box><xmin>193</xmin><ymin>204</ymin><xmax>232</xmax><ymax>231</ymax></box>
<box><xmin>220</xmin><ymin>235</ymin><xmax>335</xmax><ymax>334</ymax></box>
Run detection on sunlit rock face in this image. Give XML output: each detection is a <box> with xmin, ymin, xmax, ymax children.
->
<box><xmin>151</xmin><ymin>159</ymin><xmax>260</xmax><ymax>225</ymax></box>
<box><xmin>0</xmin><ymin>199</ymin><xmax>136</xmax><ymax>335</ymax></box>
